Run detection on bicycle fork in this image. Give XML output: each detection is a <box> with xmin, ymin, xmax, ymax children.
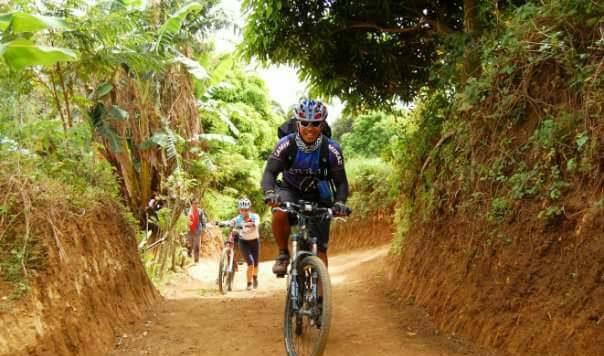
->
<box><xmin>226</xmin><ymin>247</ymin><xmax>234</xmax><ymax>273</ymax></box>
<box><xmin>289</xmin><ymin>232</ymin><xmax>301</xmax><ymax>312</ymax></box>
<box><xmin>288</xmin><ymin>234</ymin><xmax>319</xmax><ymax>314</ymax></box>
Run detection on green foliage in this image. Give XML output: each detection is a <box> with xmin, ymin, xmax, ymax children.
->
<box><xmin>0</xmin><ymin>11</ymin><xmax>77</xmax><ymax>71</ymax></box>
<box><xmin>157</xmin><ymin>2</ymin><xmax>203</xmax><ymax>48</ymax></box>
<box><xmin>387</xmin><ymin>89</ymin><xmax>452</xmax><ymax>199</ymax></box>
<box><xmin>174</xmin><ymin>55</ymin><xmax>208</xmax><ymax>80</ymax></box>
<box><xmin>340</xmin><ymin>111</ymin><xmax>396</xmax><ymax>158</ymax></box>
<box><xmin>0</xmin><ymin>136</ymin><xmax>119</xmax><ymax>299</ymax></box>
<box><xmin>346</xmin><ymin>158</ymin><xmax>396</xmax><ymax>216</ymax></box>
<box><xmin>1</xmin><ymin>117</ymin><xmax>120</xmax><ymax>201</ymax></box>
<box><xmin>508</xmin><ymin>164</ymin><xmax>542</xmax><ymax>199</ymax></box>
<box><xmin>195</xmin><ymin>56</ymin><xmax>284</xmax><ymax>221</ymax></box>
<box><xmin>242</xmin><ymin>0</ymin><xmax>464</xmax><ymax>107</ymax></box>
<box><xmin>387</xmin><ymin>0</ymin><xmax>604</xmax><ymax>248</ymax></box>
<box><xmin>0</xmin><ymin>40</ymin><xmax>77</xmax><ymax>71</ymax></box>
<box><xmin>488</xmin><ymin>197</ymin><xmax>510</xmax><ymax>223</ymax></box>
<box><xmin>331</xmin><ymin>114</ymin><xmax>353</xmax><ymax>142</ymax></box>
<box><xmin>0</xmin><ymin>11</ymin><xmax>68</xmax><ymax>33</ymax></box>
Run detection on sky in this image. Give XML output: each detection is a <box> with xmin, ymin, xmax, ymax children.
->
<box><xmin>212</xmin><ymin>0</ymin><xmax>344</xmax><ymax>123</ymax></box>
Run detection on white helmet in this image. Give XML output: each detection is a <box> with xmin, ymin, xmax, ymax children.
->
<box><xmin>237</xmin><ymin>198</ymin><xmax>251</xmax><ymax>209</ymax></box>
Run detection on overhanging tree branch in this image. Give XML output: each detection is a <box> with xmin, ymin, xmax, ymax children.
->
<box><xmin>336</xmin><ymin>18</ymin><xmax>454</xmax><ymax>35</ymax></box>
<box><xmin>337</xmin><ymin>22</ymin><xmax>424</xmax><ymax>34</ymax></box>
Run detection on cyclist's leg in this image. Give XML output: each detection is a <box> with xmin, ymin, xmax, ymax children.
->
<box><xmin>272</xmin><ymin>186</ymin><xmax>299</xmax><ymax>275</ymax></box>
<box><xmin>272</xmin><ymin>210</ymin><xmax>290</xmax><ymax>252</ymax></box>
<box><xmin>186</xmin><ymin>232</ymin><xmax>193</xmax><ymax>257</ymax></box>
<box><xmin>251</xmin><ymin>238</ymin><xmax>260</xmax><ymax>288</ymax></box>
<box><xmin>192</xmin><ymin>230</ymin><xmax>201</xmax><ymax>263</ymax></box>
<box><xmin>238</xmin><ymin>239</ymin><xmax>254</xmax><ymax>287</ymax></box>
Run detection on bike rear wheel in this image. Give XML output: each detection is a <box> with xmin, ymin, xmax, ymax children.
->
<box><xmin>284</xmin><ymin>256</ymin><xmax>332</xmax><ymax>356</ymax></box>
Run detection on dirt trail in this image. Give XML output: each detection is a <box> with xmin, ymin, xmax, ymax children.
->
<box><xmin>112</xmin><ymin>247</ymin><xmax>498</xmax><ymax>356</ymax></box>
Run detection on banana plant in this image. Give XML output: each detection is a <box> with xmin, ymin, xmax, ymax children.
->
<box><xmin>0</xmin><ymin>12</ymin><xmax>77</xmax><ymax>70</ymax></box>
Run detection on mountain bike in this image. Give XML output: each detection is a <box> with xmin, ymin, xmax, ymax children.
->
<box><xmin>273</xmin><ymin>200</ymin><xmax>350</xmax><ymax>356</ymax></box>
<box><xmin>215</xmin><ymin>222</ymin><xmax>242</xmax><ymax>294</ymax></box>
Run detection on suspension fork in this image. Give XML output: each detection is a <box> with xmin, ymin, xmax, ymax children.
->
<box><xmin>289</xmin><ymin>230</ymin><xmax>300</xmax><ymax>312</ymax></box>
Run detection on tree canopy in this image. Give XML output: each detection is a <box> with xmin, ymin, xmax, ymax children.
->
<box><xmin>242</xmin><ymin>0</ymin><xmax>464</xmax><ymax>106</ymax></box>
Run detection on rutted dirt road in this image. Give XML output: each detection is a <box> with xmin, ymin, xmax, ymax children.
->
<box><xmin>111</xmin><ymin>247</ymin><xmax>498</xmax><ymax>356</ymax></box>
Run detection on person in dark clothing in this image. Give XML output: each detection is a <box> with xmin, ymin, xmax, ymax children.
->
<box><xmin>261</xmin><ymin>98</ymin><xmax>350</xmax><ymax>276</ymax></box>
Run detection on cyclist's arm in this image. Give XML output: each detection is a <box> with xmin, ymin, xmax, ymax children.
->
<box><xmin>261</xmin><ymin>158</ymin><xmax>286</xmax><ymax>193</ymax></box>
<box><xmin>261</xmin><ymin>137</ymin><xmax>290</xmax><ymax>193</ymax></box>
<box><xmin>332</xmin><ymin>169</ymin><xmax>349</xmax><ymax>203</ymax></box>
<box><xmin>217</xmin><ymin>220</ymin><xmax>235</xmax><ymax>228</ymax></box>
<box><xmin>327</xmin><ymin>141</ymin><xmax>349</xmax><ymax>203</ymax></box>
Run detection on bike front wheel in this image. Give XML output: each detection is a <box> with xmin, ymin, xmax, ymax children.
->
<box><xmin>284</xmin><ymin>256</ymin><xmax>332</xmax><ymax>356</ymax></box>
<box><xmin>217</xmin><ymin>249</ymin><xmax>232</xmax><ymax>294</ymax></box>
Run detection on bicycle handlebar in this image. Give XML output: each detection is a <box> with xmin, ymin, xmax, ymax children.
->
<box><xmin>211</xmin><ymin>221</ymin><xmax>244</xmax><ymax>230</ymax></box>
<box><xmin>272</xmin><ymin>201</ymin><xmax>351</xmax><ymax>218</ymax></box>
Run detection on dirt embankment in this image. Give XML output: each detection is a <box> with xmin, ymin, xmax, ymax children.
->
<box><xmin>258</xmin><ymin>211</ymin><xmax>393</xmax><ymax>261</ymax></box>
<box><xmin>0</xmin><ymin>200</ymin><xmax>158</xmax><ymax>356</ymax></box>
<box><xmin>388</xmin><ymin>193</ymin><xmax>604</xmax><ymax>356</ymax></box>
<box><xmin>386</xmin><ymin>9</ymin><xmax>604</xmax><ymax>355</ymax></box>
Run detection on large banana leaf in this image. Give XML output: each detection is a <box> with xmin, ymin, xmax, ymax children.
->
<box><xmin>157</xmin><ymin>2</ymin><xmax>203</xmax><ymax>46</ymax></box>
<box><xmin>191</xmin><ymin>133</ymin><xmax>237</xmax><ymax>145</ymax></box>
<box><xmin>0</xmin><ymin>39</ymin><xmax>78</xmax><ymax>71</ymax></box>
<box><xmin>0</xmin><ymin>12</ymin><xmax>68</xmax><ymax>33</ymax></box>
<box><xmin>173</xmin><ymin>55</ymin><xmax>208</xmax><ymax>80</ymax></box>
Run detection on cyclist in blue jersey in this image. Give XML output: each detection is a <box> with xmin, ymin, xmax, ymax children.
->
<box><xmin>261</xmin><ymin>98</ymin><xmax>350</xmax><ymax>276</ymax></box>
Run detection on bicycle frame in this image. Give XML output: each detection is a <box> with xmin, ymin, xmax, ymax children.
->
<box><xmin>277</xmin><ymin>202</ymin><xmax>332</xmax><ymax>313</ymax></box>
<box><xmin>215</xmin><ymin>222</ymin><xmax>243</xmax><ymax>293</ymax></box>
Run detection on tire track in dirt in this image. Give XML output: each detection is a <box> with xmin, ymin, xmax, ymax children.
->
<box><xmin>111</xmin><ymin>247</ymin><xmax>498</xmax><ymax>356</ymax></box>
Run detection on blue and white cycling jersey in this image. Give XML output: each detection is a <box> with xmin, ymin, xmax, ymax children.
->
<box><xmin>269</xmin><ymin>134</ymin><xmax>344</xmax><ymax>194</ymax></box>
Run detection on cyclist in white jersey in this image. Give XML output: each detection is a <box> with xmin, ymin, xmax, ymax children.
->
<box><xmin>229</xmin><ymin>198</ymin><xmax>261</xmax><ymax>290</ymax></box>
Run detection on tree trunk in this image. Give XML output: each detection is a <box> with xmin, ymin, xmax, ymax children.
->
<box><xmin>56</xmin><ymin>64</ymin><xmax>73</xmax><ymax>128</ymax></box>
<box><xmin>49</xmin><ymin>72</ymin><xmax>67</xmax><ymax>132</ymax></box>
<box><xmin>114</xmin><ymin>142</ymin><xmax>143</xmax><ymax>218</ymax></box>
<box><xmin>463</xmin><ymin>0</ymin><xmax>482</xmax><ymax>83</ymax></box>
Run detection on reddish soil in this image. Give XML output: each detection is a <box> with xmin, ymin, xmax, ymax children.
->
<box><xmin>0</xmin><ymin>201</ymin><xmax>158</xmax><ymax>356</ymax></box>
<box><xmin>388</xmin><ymin>194</ymin><xmax>604</xmax><ymax>356</ymax></box>
<box><xmin>112</xmin><ymin>247</ymin><xmax>498</xmax><ymax>356</ymax></box>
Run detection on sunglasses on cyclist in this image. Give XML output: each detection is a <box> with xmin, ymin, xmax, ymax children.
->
<box><xmin>298</xmin><ymin>121</ymin><xmax>322</xmax><ymax>128</ymax></box>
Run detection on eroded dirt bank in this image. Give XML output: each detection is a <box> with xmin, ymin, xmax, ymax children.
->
<box><xmin>0</xmin><ymin>201</ymin><xmax>158</xmax><ymax>356</ymax></box>
<box><xmin>387</xmin><ymin>200</ymin><xmax>604</xmax><ymax>356</ymax></box>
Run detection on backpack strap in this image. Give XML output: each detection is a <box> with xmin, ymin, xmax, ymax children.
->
<box><xmin>284</xmin><ymin>134</ymin><xmax>298</xmax><ymax>170</ymax></box>
<box><xmin>319</xmin><ymin>137</ymin><xmax>330</xmax><ymax>180</ymax></box>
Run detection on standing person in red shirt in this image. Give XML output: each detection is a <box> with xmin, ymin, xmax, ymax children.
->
<box><xmin>187</xmin><ymin>199</ymin><xmax>206</xmax><ymax>263</ymax></box>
